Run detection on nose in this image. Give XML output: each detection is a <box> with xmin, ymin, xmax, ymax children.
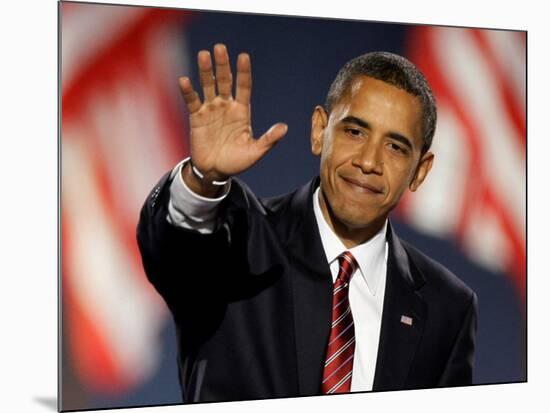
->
<box><xmin>352</xmin><ymin>140</ymin><xmax>383</xmax><ymax>175</ymax></box>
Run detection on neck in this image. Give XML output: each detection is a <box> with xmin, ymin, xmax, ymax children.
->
<box><xmin>318</xmin><ymin>189</ymin><xmax>386</xmax><ymax>249</ymax></box>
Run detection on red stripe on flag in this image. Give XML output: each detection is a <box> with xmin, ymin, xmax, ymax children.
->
<box><xmin>406</xmin><ymin>27</ymin><xmax>484</xmax><ymax>242</ymax></box>
<box><xmin>62</xmin><ymin>218</ymin><xmax>127</xmax><ymax>394</ymax></box>
<box><xmin>405</xmin><ymin>26</ymin><xmax>525</xmax><ymax>303</ymax></box>
<box><xmin>63</xmin><ymin>9</ymin><xmax>190</xmax><ymax>124</ymax></box>
<box><xmin>470</xmin><ymin>29</ymin><xmax>526</xmax><ymax>151</ymax></box>
<box><xmin>483</xmin><ymin>187</ymin><xmax>526</xmax><ymax>301</ymax></box>
<box><xmin>62</xmin><ymin>5</ymin><xmax>193</xmax><ymax>395</ymax></box>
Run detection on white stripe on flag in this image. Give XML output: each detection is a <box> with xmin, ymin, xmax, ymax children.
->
<box><xmin>432</xmin><ymin>27</ymin><xmax>525</xmax><ymax>238</ymax></box>
<box><xmin>406</xmin><ymin>107</ymin><xmax>469</xmax><ymax>237</ymax></box>
<box><xmin>61</xmin><ymin>2</ymin><xmax>144</xmax><ymax>94</ymax></box>
<box><xmin>484</xmin><ymin>30</ymin><xmax>526</xmax><ymax>113</ymax></box>
<box><xmin>63</xmin><ymin>136</ymin><xmax>165</xmax><ymax>382</ymax></box>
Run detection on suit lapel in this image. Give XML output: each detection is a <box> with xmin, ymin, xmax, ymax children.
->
<box><xmin>284</xmin><ymin>179</ymin><xmax>334</xmax><ymax>396</ymax></box>
<box><xmin>262</xmin><ymin>178</ymin><xmax>428</xmax><ymax>394</ymax></box>
<box><xmin>372</xmin><ymin>224</ymin><xmax>427</xmax><ymax>391</ymax></box>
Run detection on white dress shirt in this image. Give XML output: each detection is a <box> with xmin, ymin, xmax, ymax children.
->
<box><xmin>312</xmin><ymin>186</ymin><xmax>388</xmax><ymax>392</ymax></box>
<box><xmin>167</xmin><ymin>160</ymin><xmax>388</xmax><ymax>392</ymax></box>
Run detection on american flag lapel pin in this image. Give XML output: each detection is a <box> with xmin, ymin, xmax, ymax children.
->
<box><xmin>400</xmin><ymin>315</ymin><xmax>413</xmax><ymax>326</ymax></box>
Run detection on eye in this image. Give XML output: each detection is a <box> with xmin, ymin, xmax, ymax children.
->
<box><xmin>387</xmin><ymin>142</ymin><xmax>408</xmax><ymax>155</ymax></box>
<box><xmin>344</xmin><ymin>128</ymin><xmax>363</xmax><ymax>138</ymax></box>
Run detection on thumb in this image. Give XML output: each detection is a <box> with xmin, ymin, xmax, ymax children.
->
<box><xmin>255</xmin><ymin>123</ymin><xmax>288</xmax><ymax>155</ymax></box>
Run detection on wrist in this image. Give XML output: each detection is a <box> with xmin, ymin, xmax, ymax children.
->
<box><xmin>189</xmin><ymin>159</ymin><xmax>229</xmax><ymax>187</ymax></box>
<box><xmin>181</xmin><ymin>159</ymin><xmax>227</xmax><ymax>198</ymax></box>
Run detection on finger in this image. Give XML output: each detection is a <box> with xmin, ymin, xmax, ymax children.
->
<box><xmin>235</xmin><ymin>53</ymin><xmax>252</xmax><ymax>105</ymax></box>
<box><xmin>198</xmin><ymin>50</ymin><xmax>215</xmax><ymax>102</ymax></box>
<box><xmin>214</xmin><ymin>43</ymin><xmax>233</xmax><ymax>99</ymax></box>
<box><xmin>254</xmin><ymin>123</ymin><xmax>288</xmax><ymax>157</ymax></box>
<box><xmin>178</xmin><ymin>76</ymin><xmax>202</xmax><ymax>114</ymax></box>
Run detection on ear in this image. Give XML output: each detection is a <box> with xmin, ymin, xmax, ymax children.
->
<box><xmin>409</xmin><ymin>151</ymin><xmax>434</xmax><ymax>192</ymax></box>
<box><xmin>311</xmin><ymin>105</ymin><xmax>328</xmax><ymax>156</ymax></box>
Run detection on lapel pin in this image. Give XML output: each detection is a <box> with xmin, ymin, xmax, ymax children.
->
<box><xmin>400</xmin><ymin>315</ymin><xmax>413</xmax><ymax>326</ymax></box>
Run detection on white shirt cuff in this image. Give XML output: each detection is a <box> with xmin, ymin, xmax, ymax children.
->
<box><xmin>167</xmin><ymin>158</ymin><xmax>231</xmax><ymax>233</ymax></box>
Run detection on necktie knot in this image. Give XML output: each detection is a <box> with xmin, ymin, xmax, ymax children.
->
<box><xmin>337</xmin><ymin>251</ymin><xmax>358</xmax><ymax>284</ymax></box>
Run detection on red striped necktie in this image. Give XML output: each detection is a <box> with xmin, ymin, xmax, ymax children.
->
<box><xmin>321</xmin><ymin>251</ymin><xmax>359</xmax><ymax>394</ymax></box>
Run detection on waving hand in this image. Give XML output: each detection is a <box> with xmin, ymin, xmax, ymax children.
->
<box><xmin>179</xmin><ymin>44</ymin><xmax>288</xmax><ymax>196</ymax></box>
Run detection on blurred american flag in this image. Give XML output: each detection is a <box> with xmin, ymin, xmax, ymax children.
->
<box><xmin>61</xmin><ymin>2</ymin><xmax>190</xmax><ymax>395</ymax></box>
<box><xmin>401</xmin><ymin>26</ymin><xmax>526</xmax><ymax>301</ymax></box>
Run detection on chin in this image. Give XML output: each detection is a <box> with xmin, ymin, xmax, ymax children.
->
<box><xmin>334</xmin><ymin>207</ymin><xmax>380</xmax><ymax>230</ymax></box>
<box><xmin>323</xmin><ymin>187</ymin><xmax>387</xmax><ymax>230</ymax></box>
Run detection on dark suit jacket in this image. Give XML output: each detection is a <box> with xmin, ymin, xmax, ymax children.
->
<box><xmin>137</xmin><ymin>171</ymin><xmax>478</xmax><ymax>403</ymax></box>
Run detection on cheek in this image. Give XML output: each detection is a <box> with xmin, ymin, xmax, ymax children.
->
<box><xmin>320</xmin><ymin>133</ymin><xmax>335</xmax><ymax>160</ymax></box>
<box><xmin>319</xmin><ymin>137</ymin><xmax>338</xmax><ymax>178</ymax></box>
<box><xmin>321</xmin><ymin>135</ymin><xmax>353</xmax><ymax>172</ymax></box>
<box><xmin>320</xmin><ymin>158</ymin><xmax>336</xmax><ymax>197</ymax></box>
<box><xmin>385</xmin><ymin>162</ymin><xmax>417</xmax><ymax>199</ymax></box>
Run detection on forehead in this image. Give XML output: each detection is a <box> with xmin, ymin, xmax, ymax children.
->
<box><xmin>333</xmin><ymin>76</ymin><xmax>424</xmax><ymax>143</ymax></box>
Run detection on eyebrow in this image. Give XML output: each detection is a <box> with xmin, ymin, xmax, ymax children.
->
<box><xmin>341</xmin><ymin>116</ymin><xmax>414</xmax><ymax>151</ymax></box>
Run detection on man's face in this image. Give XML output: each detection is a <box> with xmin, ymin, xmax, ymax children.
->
<box><xmin>311</xmin><ymin>76</ymin><xmax>434</xmax><ymax>236</ymax></box>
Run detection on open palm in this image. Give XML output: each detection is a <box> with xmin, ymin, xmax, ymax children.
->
<box><xmin>179</xmin><ymin>44</ymin><xmax>288</xmax><ymax>183</ymax></box>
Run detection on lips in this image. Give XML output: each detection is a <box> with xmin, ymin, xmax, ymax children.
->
<box><xmin>340</xmin><ymin>175</ymin><xmax>384</xmax><ymax>194</ymax></box>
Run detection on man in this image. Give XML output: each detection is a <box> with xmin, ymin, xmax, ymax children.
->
<box><xmin>137</xmin><ymin>43</ymin><xmax>478</xmax><ymax>403</ymax></box>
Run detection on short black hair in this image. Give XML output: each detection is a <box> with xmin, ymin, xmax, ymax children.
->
<box><xmin>325</xmin><ymin>51</ymin><xmax>437</xmax><ymax>154</ymax></box>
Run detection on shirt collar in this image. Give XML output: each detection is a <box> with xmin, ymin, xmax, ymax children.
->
<box><xmin>312</xmin><ymin>186</ymin><xmax>387</xmax><ymax>295</ymax></box>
